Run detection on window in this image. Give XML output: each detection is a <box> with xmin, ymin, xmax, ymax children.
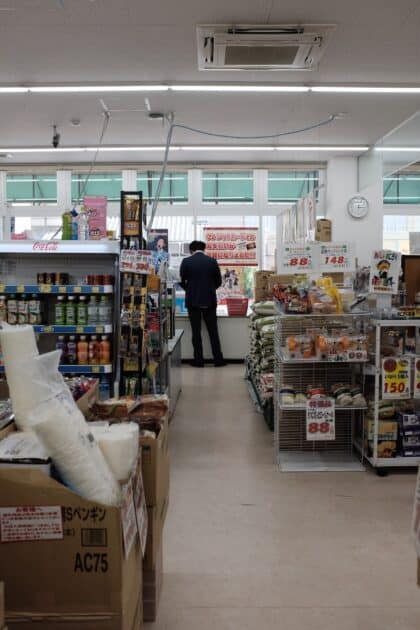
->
<box><xmin>136</xmin><ymin>172</ymin><xmax>188</xmax><ymax>203</ymax></box>
<box><xmin>72</xmin><ymin>172</ymin><xmax>122</xmax><ymax>203</ymax></box>
<box><xmin>268</xmin><ymin>171</ymin><xmax>319</xmax><ymax>203</ymax></box>
<box><xmin>6</xmin><ymin>174</ymin><xmax>57</xmax><ymax>205</ymax></box>
<box><xmin>384</xmin><ymin>173</ymin><xmax>420</xmax><ymax>204</ymax></box>
<box><xmin>202</xmin><ymin>172</ymin><xmax>253</xmax><ymax>204</ymax></box>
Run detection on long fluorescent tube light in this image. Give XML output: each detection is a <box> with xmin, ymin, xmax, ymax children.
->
<box><xmin>172</xmin><ymin>85</ymin><xmax>309</xmax><ymax>92</ymax></box>
<box><xmin>312</xmin><ymin>86</ymin><xmax>420</xmax><ymax>93</ymax></box>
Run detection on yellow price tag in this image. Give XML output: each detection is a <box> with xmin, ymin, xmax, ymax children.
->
<box><xmin>17</xmin><ymin>285</ymin><xmax>25</xmax><ymax>293</ymax></box>
<box><xmin>92</xmin><ymin>286</ymin><xmax>100</xmax><ymax>293</ymax></box>
<box><xmin>59</xmin><ymin>286</ymin><xmax>66</xmax><ymax>294</ymax></box>
<box><xmin>74</xmin><ymin>286</ymin><xmax>82</xmax><ymax>293</ymax></box>
<box><xmin>92</xmin><ymin>366</ymin><xmax>100</xmax><ymax>373</ymax></box>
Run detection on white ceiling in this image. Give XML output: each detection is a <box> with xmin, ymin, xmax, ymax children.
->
<box><xmin>1</xmin><ymin>0</ymin><xmax>420</xmax><ymax>164</ymax></box>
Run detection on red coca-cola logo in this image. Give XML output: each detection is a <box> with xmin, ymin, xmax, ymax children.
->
<box><xmin>32</xmin><ymin>241</ymin><xmax>59</xmax><ymax>252</ymax></box>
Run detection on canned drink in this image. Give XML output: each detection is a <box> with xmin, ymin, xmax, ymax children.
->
<box><xmin>37</xmin><ymin>273</ymin><xmax>45</xmax><ymax>284</ymax></box>
<box><xmin>94</xmin><ymin>275</ymin><xmax>103</xmax><ymax>285</ymax></box>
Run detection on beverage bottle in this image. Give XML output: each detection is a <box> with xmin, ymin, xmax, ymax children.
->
<box><xmin>18</xmin><ymin>294</ymin><xmax>29</xmax><ymax>324</ymax></box>
<box><xmin>87</xmin><ymin>296</ymin><xmax>98</xmax><ymax>325</ymax></box>
<box><xmin>62</xmin><ymin>210</ymin><xmax>72</xmax><ymax>240</ymax></box>
<box><xmin>65</xmin><ymin>295</ymin><xmax>76</xmax><ymax>326</ymax></box>
<box><xmin>67</xmin><ymin>335</ymin><xmax>77</xmax><ymax>364</ymax></box>
<box><xmin>77</xmin><ymin>295</ymin><xmax>87</xmax><ymax>325</ymax></box>
<box><xmin>99</xmin><ymin>335</ymin><xmax>111</xmax><ymax>364</ymax></box>
<box><xmin>56</xmin><ymin>335</ymin><xmax>67</xmax><ymax>363</ymax></box>
<box><xmin>55</xmin><ymin>295</ymin><xmax>66</xmax><ymax>325</ymax></box>
<box><xmin>71</xmin><ymin>208</ymin><xmax>79</xmax><ymax>240</ymax></box>
<box><xmin>28</xmin><ymin>293</ymin><xmax>41</xmax><ymax>325</ymax></box>
<box><xmin>88</xmin><ymin>335</ymin><xmax>99</xmax><ymax>364</ymax></box>
<box><xmin>7</xmin><ymin>294</ymin><xmax>17</xmax><ymax>325</ymax></box>
<box><xmin>0</xmin><ymin>296</ymin><xmax>7</xmax><ymax>322</ymax></box>
<box><xmin>77</xmin><ymin>335</ymin><xmax>89</xmax><ymax>364</ymax></box>
<box><xmin>78</xmin><ymin>207</ymin><xmax>89</xmax><ymax>241</ymax></box>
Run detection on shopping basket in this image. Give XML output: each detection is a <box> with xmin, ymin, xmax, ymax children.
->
<box><xmin>226</xmin><ymin>297</ymin><xmax>248</xmax><ymax>317</ymax></box>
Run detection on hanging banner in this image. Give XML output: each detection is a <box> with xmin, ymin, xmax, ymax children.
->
<box><xmin>382</xmin><ymin>356</ymin><xmax>411</xmax><ymax>399</ymax></box>
<box><xmin>204</xmin><ymin>227</ymin><xmax>258</xmax><ymax>266</ymax></box>
<box><xmin>306</xmin><ymin>398</ymin><xmax>335</xmax><ymax>441</ymax></box>
<box><xmin>278</xmin><ymin>243</ymin><xmax>316</xmax><ymax>274</ymax></box>
<box><xmin>319</xmin><ymin>242</ymin><xmax>355</xmax><ymax>272</ymax></box>
<box><xmin>414</xmin><ymin>358</ymin><xmax>420</xmax><ymax>399</ymax></box>
<box><xmin>369</xmin><ymin>249</ymin><xmax>401</xmax><ymax>295</ymax></box>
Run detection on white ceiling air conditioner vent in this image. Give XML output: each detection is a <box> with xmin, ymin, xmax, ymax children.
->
<box><xmin>197</xmin><ymin>24</ymin><xmax>335</xmax><ymax>71</ymax></box>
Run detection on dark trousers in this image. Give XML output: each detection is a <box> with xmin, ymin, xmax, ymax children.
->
<box><xmin>187</xmin><ymin>306</ymin><xmax>224</xmax><ymax>364</ymax></box>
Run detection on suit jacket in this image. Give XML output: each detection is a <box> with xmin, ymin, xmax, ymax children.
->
<box><xmin>180</xmin><ymin>252</ymin><xmax>222</xmax><ymax>309</ymax></box>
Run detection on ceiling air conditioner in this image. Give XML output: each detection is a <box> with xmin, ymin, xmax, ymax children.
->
<box><xmin>197</xmin><ymin>24</ymin><xmax>335</xmax><ymax>71</ymax></box>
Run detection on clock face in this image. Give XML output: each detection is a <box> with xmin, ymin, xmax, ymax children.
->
<box><xmin>347</xmin><ymin>196</ymin><xmax>369</xmax><ymax>219</ymax></box>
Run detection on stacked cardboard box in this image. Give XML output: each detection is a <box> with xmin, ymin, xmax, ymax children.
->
<box><xmin>0</xmin><ymin>443</ymin><xmax>146</xmax><ymax>630</ymax></box>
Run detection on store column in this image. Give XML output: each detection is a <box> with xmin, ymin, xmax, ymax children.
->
<box><xmin>325</xmin><ymin>155</ymin><xmax>383</xmax><ymax>265</ymax></box>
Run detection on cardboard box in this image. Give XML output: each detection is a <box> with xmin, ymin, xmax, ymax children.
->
<box><xmin>0</xmin><ymin>468</ymin><xmax>144</xmax><ymax>630</ymax></box>
<box><xmin>143</xmin><ymin>540</ymin><xmax>163</xmax><ymax>622</ymax></box>
<box><xmin>140</xmin><ymin>414</ymin><xmax>170</xmax><ymax>508</ymax></box>
<box><xmin>0</xmin><ymin>582</ymin><xmax>4</xmax><ymax>630</ymax></box>
<box><xmin>315</xmin><ymin>219</ymin><xmax>332</xmax><ymax>242</ymax></box>
<box><xmin>144</xmin><ymin>495</ymin><xmax>168</xmax><ymax>571</ymax></box>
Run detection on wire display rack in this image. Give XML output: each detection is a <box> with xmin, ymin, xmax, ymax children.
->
<box><xmin>274</xmin><ymin>311</ymin><xmax>370</xmax><ymax>472</ymax></box>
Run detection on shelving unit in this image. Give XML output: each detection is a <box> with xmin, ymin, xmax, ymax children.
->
<box><xmin>361</xmin><ymin>318</ymin><xmax>420</xmax><ymax>472</ymax></box>
<box><xmin>274</xmin><ymin>309</ymin><xmax>370</xmax><ymax>472</ymax></box>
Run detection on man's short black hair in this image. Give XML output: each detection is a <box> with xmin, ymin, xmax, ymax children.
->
<box><xmin>189</xmin><ymin>240</ymin><xmax>206</xmax><ymax>253</ymax></box>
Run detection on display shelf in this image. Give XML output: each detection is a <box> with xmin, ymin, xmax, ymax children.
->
<box><xmin>0</xmin><ymin>284</ymin><xmax>113</xmax><ymax>295</ymax></box>
<box><xmin>0</xmin><ymin>364</ymin><xmax>112</xmax><ymax>374</ymax></box>
<box><xmin>33</xmin><ymin>324</ymin><xmax>113</xmax><ymax>334</ymax></box>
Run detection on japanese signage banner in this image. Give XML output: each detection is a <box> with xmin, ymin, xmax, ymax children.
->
<box><xmin>319</xmin><ymin>242</ymin><xmax>355</xmax><ymax>272</ymax></box>
<box><xmin>278</xmin><ymin>243</ymin><xmax>316</xmax><ymax>274</ymax></box>
<box><xmin>382</xmin><ymin>356</ymin><xmax>411</xmax><ymax>399</ymax></box>
<box><xmin>306</xmin><ymin>398</ymin><xmax>335</xmax><ymax>441</ymax></box>
<box><xmin>369</xmin><ymin>249</ymin><xmax>401</xmax><ymax>295</ymax></box>
<box><xmin>204</xmin><ymin>227</ymin><xmax>258</xmax><ymax>266</ymax></box>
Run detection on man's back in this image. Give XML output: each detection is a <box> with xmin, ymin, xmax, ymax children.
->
<box><xmin>180</xmin><ymin>252</ymin><xmax>222</xmax><ymax>309</ymax></box>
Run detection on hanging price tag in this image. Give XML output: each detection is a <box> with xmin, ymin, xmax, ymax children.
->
<box><xmin>306</xmin><ymin>398</ymin><xmax>335</xmax><ymax>441</ymax></box>
<box><xmin>280</xmin><ymin>243</ymin><xmax>315</xmax><ymax>273</ymax></box>
<box><xmin>382</xmin><ymin>356</ymin><xmax>411</xmax><ymax>399</ymax></box>
<box><xmin>414</xmin><ymin>357</ymin><xmax>420</xmax><ymax>399</ymax></box>
<box><xmin>319</xmin><ymin>242</ymin><xmax>355</xmax><ymax>272</ymax></box>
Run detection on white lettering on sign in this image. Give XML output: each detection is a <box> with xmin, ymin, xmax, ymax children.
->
<box><xmin>32</xmin><ymin>241</ymin><xmax>59</xmax><ymax>252</ymax></box>
<box><xmin>0</xmin><ymin>506</ymin><xmax>63</xmax><ymax>542</ymax></box>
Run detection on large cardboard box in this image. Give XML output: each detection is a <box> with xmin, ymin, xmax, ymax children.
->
<box><xmin>144</xmin><ymin>495</ymin><xmax>169</xmax><ymax>571</ymax></box>
<box><xmin>139</xmin><ymin>415</ymin><xmax>169</xmax><ymax>509</ymax></box>
<box><xmin>315</xmin><ymin>219</ymin><xmax>332</xmax><ymax>242</ymax></box>
<box><xmin>143</xmin><ymin>540</ymin><xmax>163</xmax><ymax>622</ymax></box>
<box><xmin>0</xmin><ymin>468</ymin><xmax>144</xmax><ymax>630</ymax></box>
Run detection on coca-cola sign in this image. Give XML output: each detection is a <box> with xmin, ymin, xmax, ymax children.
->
<box><xmin>32</xmin><ymin>241</ymin><xmax>59</xmax><ymax>252</ymax></box>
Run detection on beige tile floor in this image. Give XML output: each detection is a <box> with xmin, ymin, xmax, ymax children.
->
<box><xmin>151</xmin><ymin>365</ymin><xmax>420</xmax><ymax>629</ymax></box>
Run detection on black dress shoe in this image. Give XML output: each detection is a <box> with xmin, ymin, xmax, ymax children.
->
<box><xmin>214</xmin><ymin>361</ymin><xmax>228</xmax><ymax>367</ymax></box>
<box><xmin>189</xmin><ymin>360</ymin><xmax>204</xmax><ymax>367</ymax></box>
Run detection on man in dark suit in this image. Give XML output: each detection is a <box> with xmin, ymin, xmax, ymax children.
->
<box><xmin>180</xmin><ymin>240</ymin><xmax>226</xmax><ymax>367</ymax></box>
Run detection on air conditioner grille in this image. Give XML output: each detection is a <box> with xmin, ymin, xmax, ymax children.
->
<box><xmin>225</xmin><ymin>45</ymin><xmax>299</xmax><ymax>66</ymax></box>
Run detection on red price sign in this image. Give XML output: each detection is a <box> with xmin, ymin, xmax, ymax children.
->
<box><xmin>306</xmin><ymin>398</ymin><xmax>335</xmax><ymax>441</ymax></box>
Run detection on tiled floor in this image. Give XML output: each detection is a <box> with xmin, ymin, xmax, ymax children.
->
<box><xmin>152</xmin><ymin>365</ymin><xmax>420</xmax><ymax>629</ymax></box>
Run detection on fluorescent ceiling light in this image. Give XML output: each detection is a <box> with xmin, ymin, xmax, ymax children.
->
<box><xmin>172</xmin><ymin>85</ymin><xmax>309</xmax><ymax>92</ymax></box>
<box><xmin>312</xmin><ymin>86</ymin><xmax>420</xmax><ymax>93</ymax></box>
<box><xmin>30</xmin><ymin>85</ymin><xmax>168</xmax><ymax>93</ymax></box>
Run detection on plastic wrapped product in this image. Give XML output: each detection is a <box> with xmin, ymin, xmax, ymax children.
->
<box><xmin>90</xmin><ymin>422</ymin><xmax>139</xmax><ymax>483</ymax></box>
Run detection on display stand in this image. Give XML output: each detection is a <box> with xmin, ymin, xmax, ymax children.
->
<box><xmin>274</xmin><ymin>305</ymin><xmax>369</xmax><ymax>472</ymax></box>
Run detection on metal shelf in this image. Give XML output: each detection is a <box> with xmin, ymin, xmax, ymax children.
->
<box><xmin>33</xmin><ymin>324</ymin><xmax>113</xmax><ymax>334</ymax></box>
<box><xmin>0</xmin><ymin>284</ymin><xmax>113</xmax><ymax>295</ymax></box>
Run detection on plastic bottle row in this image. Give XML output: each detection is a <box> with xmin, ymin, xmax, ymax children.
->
<box><xmin>55</xmin><ymin>295</ymin><xmax>112</xmax><ymax>326</ymax></box>
<box><xmin>56</xmin><ymin>335</ymin><xmax>111</xmax><ymax>365</ymax></box>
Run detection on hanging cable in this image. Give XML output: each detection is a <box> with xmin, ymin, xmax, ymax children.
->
<box><xmin>146</xmin><ymin>114</ymin><xmax>338</xmax><ymax>232</ymax></box>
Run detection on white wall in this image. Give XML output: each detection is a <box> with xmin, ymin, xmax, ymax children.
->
<box><xmin>326</xmin><ymin>157</ymin><xmax>383</xmax><ymax>266</ymax></box>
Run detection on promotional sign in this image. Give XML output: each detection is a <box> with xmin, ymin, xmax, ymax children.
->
<box><xmin>319</xmin><ymin>242</ymin><xmax>355</xmax><ymax>272</ymax></box>
<box><xmin>147</xmin><ymin>228</ymin><xmax>169</xmax><ymax>272</ymax></box>
<box><xmin>279</xmin><ymin>243</ymin><xmax>315</xmax><ymax>274</ymax></box>
<box><xmin>382</xmin><ymin>356</ymin><xmax>411</xmax><ymax>399</ymax></box>
<box><xmin>306</xmin><ymin>398</ymin><xmax>335</xmax><ymax>441</ymax></box>
<box><xmin>120</xmin><ymin>249</ymin><xmax>154</xmax><ymax>275</ymax></box>
<box><xmin>369</xmin><ymin>249</ymin><xmax>401</xmax><ymax>295</ymax></box>
<box><xmin>84</xmin><ymin>196</ymin><xmax>107</xmax><ymax>240</ymax></box>
<box><xmin>414</xmin><ymin>357</ymin><xmax>420</xmax><ymax>399</ymax></box>
<box><xmin>204</xmin><ymin>227</ymin><xmax>258</xmax><ymax>266</ymax></box>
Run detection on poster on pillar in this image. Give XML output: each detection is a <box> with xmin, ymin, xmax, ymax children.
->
<box><xmin>369</xmin><ymin>249</ymin><xmax>401</xmax><ymax>295</ymax></box>
<box><xmin>204</xmin><ymin>227</ymin><xmax>258</xmax><ymax>266</ymax></box>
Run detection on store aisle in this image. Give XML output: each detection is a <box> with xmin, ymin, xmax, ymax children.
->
<box><xmin>154</xmin><ymin>365</ymin><xmax>420</xmax><ymax>630</ymax></box>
